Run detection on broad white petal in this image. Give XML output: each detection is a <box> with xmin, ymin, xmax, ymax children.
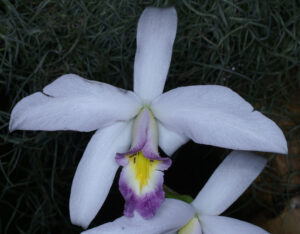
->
<box><xmin>133</xmin><ymin>7</ymin><xmax>177</xmax><ymax>102</ymax></box>
<box><xmin>191</xmin><ymin>151</ymin><xmax>266</xmax><ymax>216</ymax></box>
<box><xmin>200</xmin><ymin>215</ymin><xmax>269</xmax><ymax>234</ymax></box>
<box><xmin>81</xmin><ymin>199</ymin><xmax>194</xmax><ymax>234</ymax></box>
<box><xmin>10</xmin><ymin>74</ymin><xmax>141</xmax><ymax>132</ymax></box>
<box><xmin>158</xmin><ymin>122</ymin><xmax>189</xmax><ymax>156</ymax></box>
<box><xmin>151</xmin><ymin>85</ymin><xmax>287</xmax><ymax>154</ymax></box>
<box><xmin>70</xmin><ymin>121</ymin><xmax>132</xmax><ymax>229</ymax></box>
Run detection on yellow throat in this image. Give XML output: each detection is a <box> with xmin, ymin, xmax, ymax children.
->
<box><xmin>127</xmin><ymin>151</ymin><xmax>160</xmax><ymax>191</ymax></box>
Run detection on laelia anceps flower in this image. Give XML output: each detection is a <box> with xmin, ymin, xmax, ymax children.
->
<box><xmin>10</xmin><ymin>7</ymin><xmax>286</xmax><ymax>229</ymax></box>
<box><xmin>81</xmin><ymin>151</ymin><xmax>269</xmax><ymax>234</ymax></box>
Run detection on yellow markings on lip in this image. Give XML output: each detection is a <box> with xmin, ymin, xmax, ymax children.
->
<box><xmin>127</xmin><ymin>151</ymin><xmax>160</xmax><ymax>191</ymax></box>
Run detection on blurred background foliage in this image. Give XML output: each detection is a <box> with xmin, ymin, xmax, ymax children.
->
<box><xmin>0</xmin><ymin>0</ymin><xmax>299</xmax><ymax>233</ymax></box>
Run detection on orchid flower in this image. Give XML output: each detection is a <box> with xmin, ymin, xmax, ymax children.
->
<box><xmin>9</xmin><ymin>7</ymin><xmax>286</xmax><ymax>229</ymax></box>
<box><xmin>81</xmin><ymin>151</ymin><xmax>269</xmax><ymax>234</ymax></box>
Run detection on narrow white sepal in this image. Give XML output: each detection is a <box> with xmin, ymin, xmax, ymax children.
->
<box><xmin>70</xmin><ymin>121</ymin><xmax>132</xmax><ymax>229</ymax></box>
<box><xmin>133</xmin><ymin>7</ymin><xmax>177</xmax><ymax>102</ymax></box>
<box><xmin>200</xmin><ymin>215</ymin><xmax>269</xmax><ymax>234</ymax></box>
<box><xmin>192</xmin><ymin>151</ymin><xmax>267</xmax><ymax>216</ymax></box>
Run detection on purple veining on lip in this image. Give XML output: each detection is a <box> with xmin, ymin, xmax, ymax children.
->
<box><xmin>115</xmin><ymin>108</ymin><xmax>172</xmax><ymax>218</ymax></box>
<box><xmin>115</xmin><ymin>141</ymin><xmax>171</xmax><ymax>169</ymax></box>
<box><xmin>141</xmin><ymin>144</ymin><xmax>171</xmax><ymax>170</ymax></box>
<box><xmin>119</xmin><ymin>168</ymin><xmax>165</xmax><ymax>219</ymax></box>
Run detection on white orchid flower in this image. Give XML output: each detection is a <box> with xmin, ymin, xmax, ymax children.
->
<box><xmin>9</xmin><ymin>7</ymin><xmax>286</xmax><ymax>229</ymax></box>
<box><xmin>81</xmin><ymin>151</ymin><xmax>269</xmax><ymax>234</ymax></box>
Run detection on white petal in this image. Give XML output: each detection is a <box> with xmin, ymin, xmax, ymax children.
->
<box><xmin>200</xmin><ymin>215</ymin><xmax>269</xmax><ymax>234</ymax></box>
<box><xmin>133</xmin><ymin>7</ymin><xmax>177</xmax><ymax>102</ymax></box>
<box><xmin>70</xmin><ymin>121</ymin><xmax>132</xmax><ymax>229</ymax></box>
<box><xmin>81</xmin><ymin>199</ymin><xmax>194</xmax><ymax>234</ymax></box>
<box><xmin>151</xmin><ymin>85</ymin><xmax>287</xmax><ymax>154</ymax></box>
<box><xmin>158</xmin><ymin>122</ymin><xmax>189</xmax><ymax>156</ymax></box>
<box><xmin>191</xmin><ymin>151</ymin><xmax>266</xmax><ymax>216</ymax></box>
<box><xmin>10</xmin><ymin>74</ymin><xmax>141</xmax><ymax>132</ymax></box>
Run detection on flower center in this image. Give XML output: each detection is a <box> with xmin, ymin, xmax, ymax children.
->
<box><xmin>127</xmin><ymin>151</ymin><xmax>160</xmax><ymax>191</ymax></box>
<box><xmin>178</xmin><ymin>217</ymin><xmax>201</xmax><ymax>234</ymax></box>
